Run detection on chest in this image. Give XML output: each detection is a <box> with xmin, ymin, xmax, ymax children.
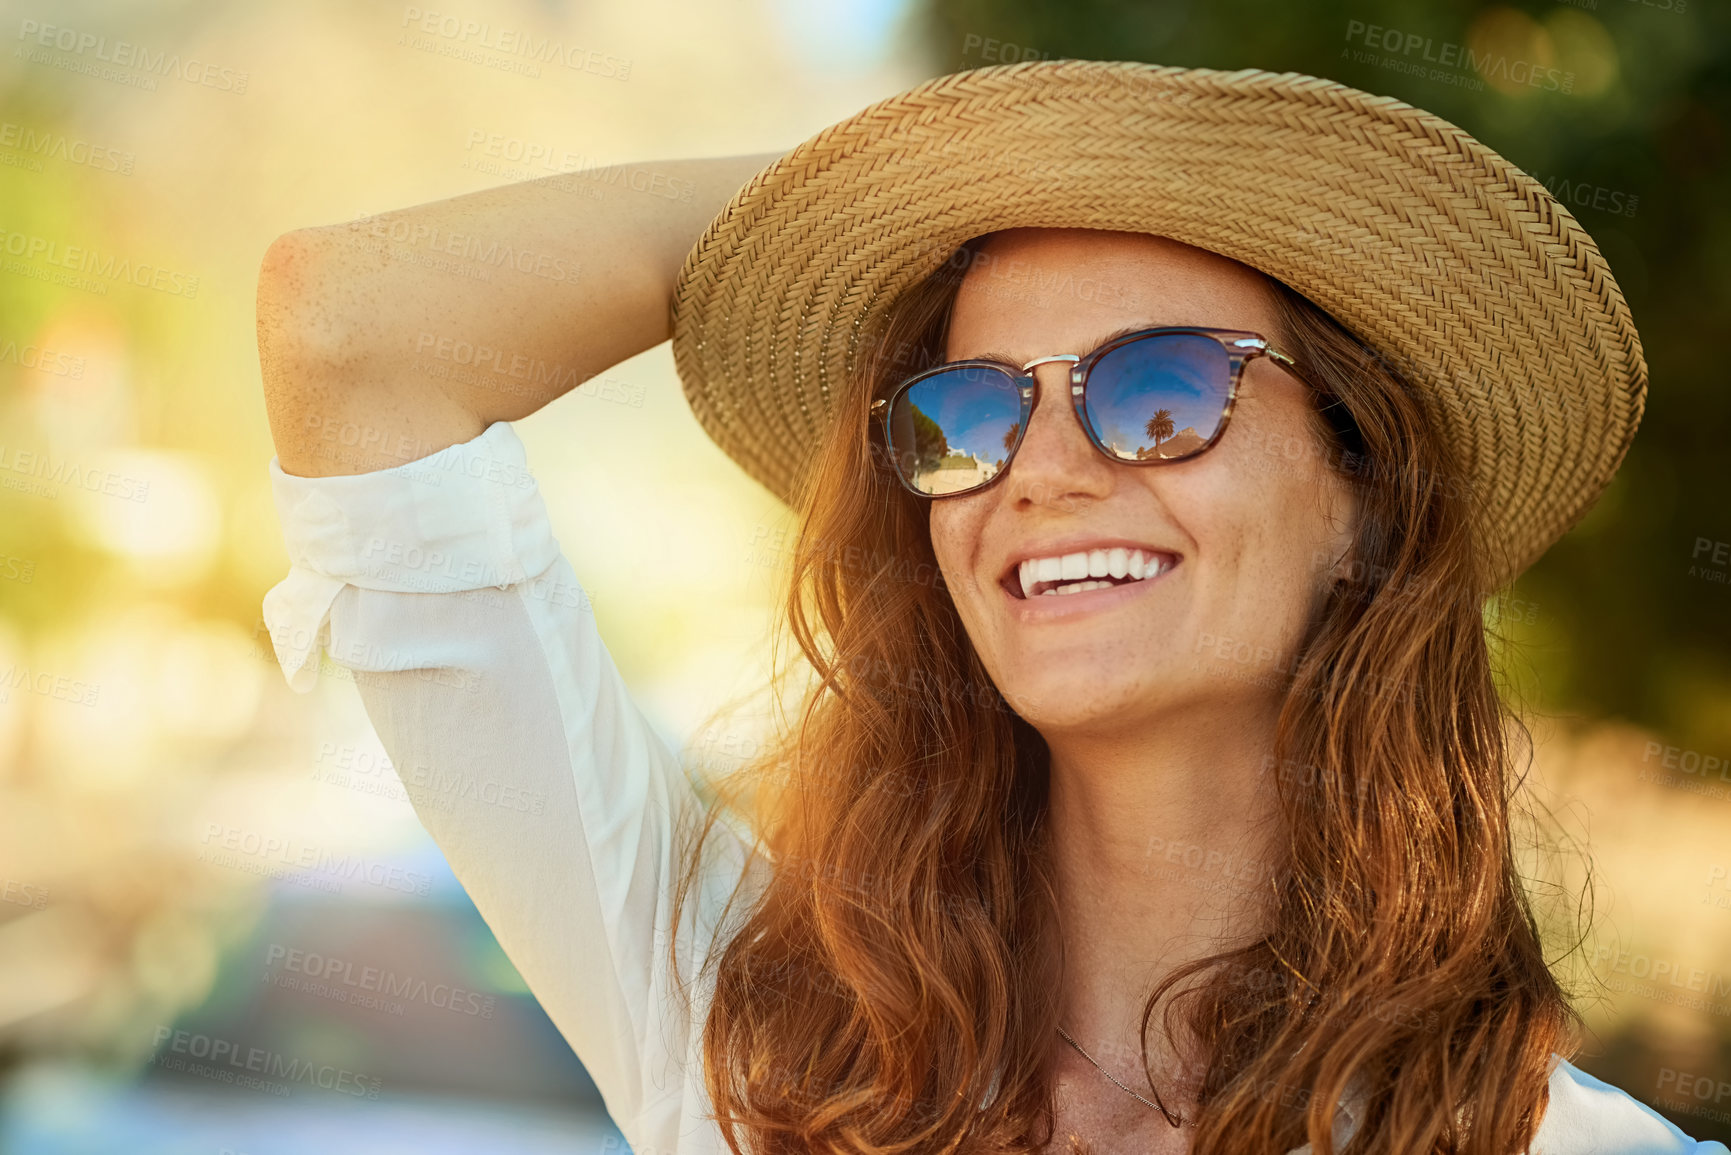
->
<box><xmin>1041</xmin><ymin>1075</ymin><xmax>1195</xmax><ymax>1155</ymax></box>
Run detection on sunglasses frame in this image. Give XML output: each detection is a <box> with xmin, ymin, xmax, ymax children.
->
<box><xmin>869</xmin><ymin>326</ymin><xmax>1311</xmax><ymax>500</ymax></box>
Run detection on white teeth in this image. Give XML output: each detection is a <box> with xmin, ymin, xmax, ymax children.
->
<box><xmin>1057</xmin><ymin>579</ymin><xmax>1112</xmax><ymax>595</ymax></box>
<box><xmin>1016</xmin><ymin>547</ymin><xmax>1173</xmax><ymax>598</ymax></box>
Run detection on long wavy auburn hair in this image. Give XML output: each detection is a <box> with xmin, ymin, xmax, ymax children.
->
<box><xmin>668</xmin><ymin>233</ymin><xmax>1585</xmax><ymax>1155</ymax></box>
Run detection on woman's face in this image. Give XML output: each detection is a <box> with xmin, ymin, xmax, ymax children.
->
<box><xmin>928</xmin><ymin>229</ymin><xmax>1359</xmax><ymax>735</ymax></box>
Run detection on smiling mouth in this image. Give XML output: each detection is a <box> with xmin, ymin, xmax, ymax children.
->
<box><xmin>1003</xmin><ymin>547</ymin><xmax>1179</xmax><ymax>599</ymax></box>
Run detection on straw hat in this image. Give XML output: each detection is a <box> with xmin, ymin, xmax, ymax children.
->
<box><xmin>669</xmin><ymin>60</ymin><xmax>1646</xmax><ymax>590</ymax></box>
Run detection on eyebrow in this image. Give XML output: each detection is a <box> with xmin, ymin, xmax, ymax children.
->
<box><xmin>966</xmin><ymin>323</ymin><xmax>1164</xmax><ymax>368</ymax></box>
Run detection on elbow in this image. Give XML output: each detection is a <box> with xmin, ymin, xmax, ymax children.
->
<box><xmin>258</xmin><ymin>226</ymin><xmax>321</xmax><ymax>299</ymax></box>
<box><xmin>256</xmin><ymin>227</ymin><xmax>373</xmax><ymax>467</ymax></box>
<box><xmin>256</xmin><ymin>226</ymin><xmax>358</xmax><ymax>377</ymax></box>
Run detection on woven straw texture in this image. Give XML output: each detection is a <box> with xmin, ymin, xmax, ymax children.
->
<box><xmin>670</xmin><ymin>60</ymin><xmax>1646</xmax><ymax>589</ymax></box>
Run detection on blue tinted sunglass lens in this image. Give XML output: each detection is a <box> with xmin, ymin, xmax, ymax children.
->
<box><xmin>1083</xmin><ymin>334</ymin><xmax>1232</xmax><ymax>461</ymax></box>
<box><xmin>888</xmin><ymin>365</ymin><xmax>1022</xmax><ymax>495</ymax></box>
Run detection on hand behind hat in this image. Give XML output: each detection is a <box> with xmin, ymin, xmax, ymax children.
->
<box><xmin>256</xmin><ymin>149</ymin><xmax>783</xmax><ymax>479</ymax></box>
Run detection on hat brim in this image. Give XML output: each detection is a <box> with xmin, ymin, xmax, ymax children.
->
<box><xmin>670</xmin><ymin>60</ymin><xmax>1645</xmax><ymax>590</ymax></box>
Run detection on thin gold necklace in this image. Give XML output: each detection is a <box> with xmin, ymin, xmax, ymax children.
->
<box><xmin>1054</xmin><ymin>1025</ymin><xmax>1191</xmax><ymax>1130</ymax></box>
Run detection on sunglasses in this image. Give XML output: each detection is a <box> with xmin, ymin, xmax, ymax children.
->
<box><xmin>870</xmin><ymin>327</ymin><xmax>1310</xmax><ymax>499</ymax></box>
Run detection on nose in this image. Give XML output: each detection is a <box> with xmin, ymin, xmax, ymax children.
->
<box><xmin>1001</xmin><ymin>360</ymin><xmax>1114</xmax><ymax>508</ymax></box>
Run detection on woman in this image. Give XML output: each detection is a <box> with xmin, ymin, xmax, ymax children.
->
<box><xmin>257</xmin><ymin>62</ymin><xmax>1724</xmax><ymax>1154</ymax></box>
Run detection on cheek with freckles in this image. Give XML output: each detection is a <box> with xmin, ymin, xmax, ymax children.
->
<box><xmin>1185</xmin><ymin>419</ymin><xmax>1356</xmax><ymax>659</ymax></box>
<box><xmin>930</xmin><ymin>498</ymin><xmax>992</xmax><ymax>627</ymax></box>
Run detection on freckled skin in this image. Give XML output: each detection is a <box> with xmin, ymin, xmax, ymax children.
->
<box><xmin>255</xmin><ymin>152</ymin><xmax>782</xmax><ymax>478</ymax></box>
<box><xmin>929</xmin><ymin>228</ymin><xmax>1359</xmax><ymax>741</ymax></box>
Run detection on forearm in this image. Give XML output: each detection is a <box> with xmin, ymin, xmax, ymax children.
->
<box><xmin>257</xmin><ymin>151</ymin><xmax>782</xmax><ymax>477</ymax></box>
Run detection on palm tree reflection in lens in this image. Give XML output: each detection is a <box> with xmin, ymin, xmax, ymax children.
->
<box><xmin>891</xmin><ymin>334</ymin><xmax>1233</xmax><ymax>493</ymax></box>
<box><xmin>1144</xmin><ymin>407</ymin><xmax>1175</xmax><ymax>450</ymax></box>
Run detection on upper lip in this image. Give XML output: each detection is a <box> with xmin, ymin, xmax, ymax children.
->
<box><xmin>998</xmin><ymin>536</ymin><xmax>1182</xmax><ymax>592</ymax></box>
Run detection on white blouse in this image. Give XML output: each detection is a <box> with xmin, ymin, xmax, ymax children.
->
<box><xmin>263</xmin><ymin>420</ymin><xmax>1728</xmax><ymax>1155</ymax></box>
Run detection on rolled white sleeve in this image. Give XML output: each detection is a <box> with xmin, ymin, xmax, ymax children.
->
<box><xmin>263</xmin><ymin>422</ymin><xmax>559</xmax><ymax>692</ymax></box>
<box><xmin>261</xmin><ymin>422</ymin><xmax>764</xmax><ymax>1149</ymax></box>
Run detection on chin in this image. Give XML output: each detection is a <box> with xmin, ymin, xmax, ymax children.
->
<box><xmin>997</xmin><ymin>671</ymin><xmax>1148</xmax><ymax>730</ymax></box>
<box><xmin>997</xmin><ymin>650</ymin><xmax>1216</xmax><ymax>728</ymax></box>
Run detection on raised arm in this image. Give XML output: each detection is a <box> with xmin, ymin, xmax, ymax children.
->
<box><xmin>255</xmin><ymin>155</ymin><xmax>785</xmax><ymax>1147</ymax></box>
<box><xmin>256</xmin><ymin>151</ymin><xmax>782</xmax><ymax>477</ymax></box>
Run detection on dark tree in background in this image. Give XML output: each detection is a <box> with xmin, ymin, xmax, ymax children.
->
<box><xmin>917</xmin><ymin>0</ymin><xmax>1731</xmax><ymax>754</ymax></box>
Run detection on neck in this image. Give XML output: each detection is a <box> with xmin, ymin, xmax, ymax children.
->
<box><xmin>1041</xmin><ymin>695</ymin><xmax>1286</xmax><ymax>1081</ymax></box>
